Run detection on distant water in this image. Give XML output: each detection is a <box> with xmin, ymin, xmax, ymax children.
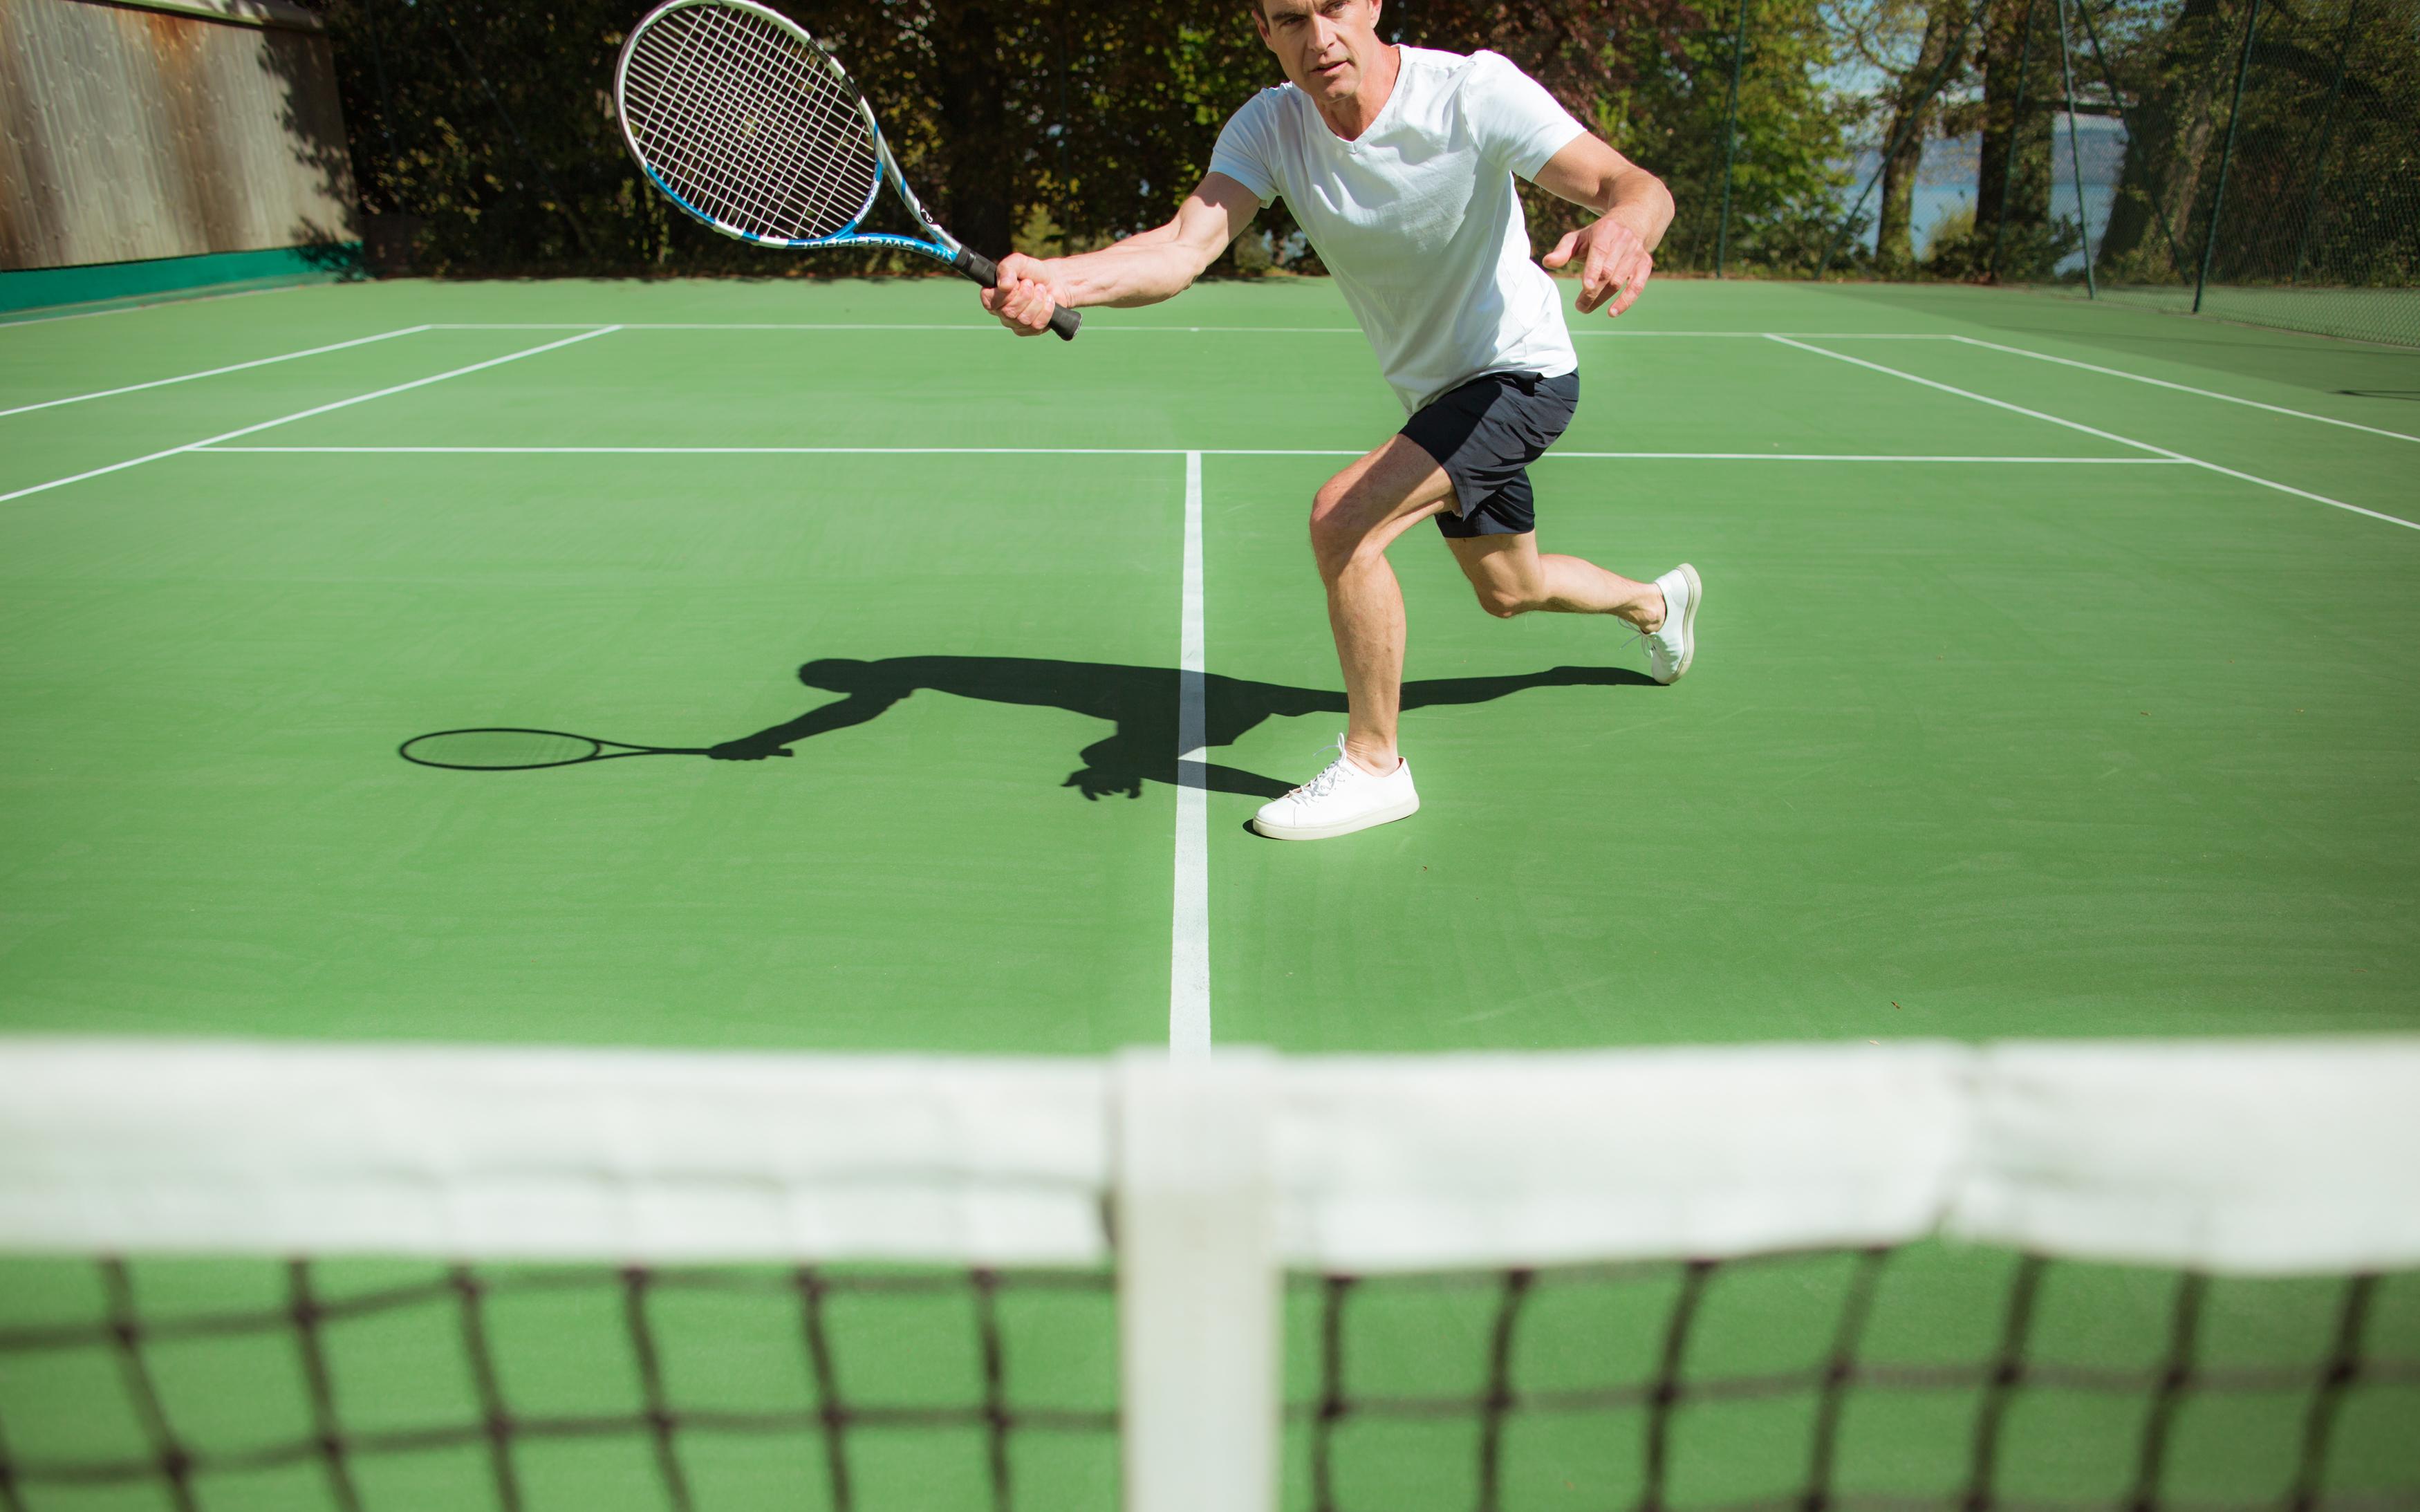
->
<box><xmin>1840</xmin><ymin>118</ymin><xmax>2123</xmax><ymax>274</ymax></box>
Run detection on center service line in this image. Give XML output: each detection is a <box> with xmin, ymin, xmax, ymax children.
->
<box><xmin>1171</xmin><ymin>451</ymin><xmax>1211</xmax><ymax>1059</ymax></box>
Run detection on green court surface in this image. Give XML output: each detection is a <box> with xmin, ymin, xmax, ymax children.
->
<box><xmin>3</xmin><ymin>276</ymin><xmax>2418</xmax><ymax>1058</ymax></box>
<box><xmin>8</xmin><ymin>272</ymin><xmax>2420</xmax><ymax>1505</ymax></box>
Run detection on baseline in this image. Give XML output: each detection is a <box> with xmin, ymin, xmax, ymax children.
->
<box><xmin>1948</xmin><ymin>334</ymin><xmax>2420</xmax><ymax>446</ymax></box>
<box><xmin>1767</xmin><ymin>335</ymin><xmax>2420</xmax><ymax>534</ymax></box>
<box><xmin>0</xmin><ymin>326</ymin><xmax>432</xmax><ymax>420</ymax></box>
<box><xmin>0</xmin><ymin>329</ymin><xmax>620</xmax><ymax>505</ymax></box>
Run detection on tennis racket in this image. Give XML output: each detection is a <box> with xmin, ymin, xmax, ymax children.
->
<box><xmin>400</xmin><ymin>729</ymin><xmax>794</xmax><ymax>770</ymax></box>
<box><xmin>613</xmin><ymin>0</ymin><xmax>1080</xmax><ymax>339</ymax></box>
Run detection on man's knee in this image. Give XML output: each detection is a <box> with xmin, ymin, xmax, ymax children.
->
<box><xmin>1472</xmin><ymin>581</ymin><xmax>1538</xmax><ymax>618</ymax></box>
<box><xmin>1307</xmin><ymin>479</ymin><xmax>1370</xmax><ymax>573</ymax></box>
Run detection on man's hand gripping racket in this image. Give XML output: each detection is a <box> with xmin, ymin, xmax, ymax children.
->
<box><xmin>981</xmin><ymin>253</ymin><xmax>1072</xmax><ymax>338</ymax></box>
<box><xmin>614</xmin><ymin>0</ymin><xmax>1079</xmax><ymax>339</ymax></box>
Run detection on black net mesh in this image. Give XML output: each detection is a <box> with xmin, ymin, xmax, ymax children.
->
<box><xmin>0</xmin><ymin>1261</ymin><xmax>1117</xmax><ymax>1512</ymax></box>
<box><xmin>3</xmin><ymin>1247</ymin><xmax>2414</xmax><ymax>1512</ymax></box>
<box><xmin>1283</xmin><ymin>1249</ymin><xmax>2420</xmax><ymax>1512</ymax></box>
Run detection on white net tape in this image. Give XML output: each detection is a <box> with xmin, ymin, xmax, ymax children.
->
<box><xmin>3</xmin><ymin>1038</ymin><xmax>2416</xmax><ymax>1276</ymax></box>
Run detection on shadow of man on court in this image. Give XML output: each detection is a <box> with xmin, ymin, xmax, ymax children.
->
<box><xmin>707</xmin><ymin>657</ymin><xmax>1653</xmax><ymax>799</ymax></box>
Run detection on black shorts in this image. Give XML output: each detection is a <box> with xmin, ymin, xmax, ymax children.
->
<box><xmin>1399</xmin><ymin>368</ymin><xmax>1579</xmax><ymax>539</ymax></box>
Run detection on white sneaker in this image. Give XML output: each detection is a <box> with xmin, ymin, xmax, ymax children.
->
<box><xmin>1641</xmin><ymin>563</ymin><xmax>1702</xmax><ymax>684</ymax></box>
<box><xmin>1251</xmin><ymin>736</ymin><xmax>1420</xmax><ymax>841</ymax></box>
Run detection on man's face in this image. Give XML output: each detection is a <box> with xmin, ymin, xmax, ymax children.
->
<box><xmin>1253</xmin><ymin>0</ymin><xmax>1386</xmax><ymax>107</ymax></box>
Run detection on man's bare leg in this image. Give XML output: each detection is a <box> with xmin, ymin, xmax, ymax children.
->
<box><xmin>1446</xmin><ymin>532</ymin><xmax>1666</xmax><ymax>628</ymax></box>
<box><xmin>1307</xmin><ymin>437</ymin><xmax>1459</xmax><ymax>774</ymax></box>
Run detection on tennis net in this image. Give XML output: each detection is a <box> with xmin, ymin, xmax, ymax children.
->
<box><xmin>1</xmin><ymin>1038</ymin><xmax>2414</xmax><ymax>1512</ymax></box>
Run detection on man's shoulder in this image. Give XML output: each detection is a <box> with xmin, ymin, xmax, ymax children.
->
<box><xmin>1394</xmin><ymin>46</ymin><xmax>1541</xmax><ymax>118</ymax></box>
<box><xmin>1225</xmin><ymin>79</ymin><xmax>1306</xmax><ymax>132</ymax></box>
<box><xmin>1396</xmin><ymin>45</ymin><xmax>1517</xmax><ymax>83</ymax></box>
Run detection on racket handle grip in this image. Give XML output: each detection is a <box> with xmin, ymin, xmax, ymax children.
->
<box><xmin>954</xmin><ymin>248</ymin><xmax>1082</xmax><ymax>341</ymax></box>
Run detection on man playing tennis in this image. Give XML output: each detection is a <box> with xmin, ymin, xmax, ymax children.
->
<box><xmin>982</xmin><ymin>0</ymin><xmax>1696</xmax><ymax>840</ymax></box>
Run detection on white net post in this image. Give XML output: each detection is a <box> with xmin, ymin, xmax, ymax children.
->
<box><xmin>1114</xmin><ymin>1047</ymin><xmax>1281</xmax><ymax>1512</ymax></box>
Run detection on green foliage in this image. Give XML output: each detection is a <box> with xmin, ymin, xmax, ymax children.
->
<box><xmin>299</xmin><ymin>0</ymin><xmax>2419</xmax><ymax>301</ymax></box>
<box><xmin>310</xmin><ymin>0</ymin><xmax>1874</xmax><ymax>280</ymax></box>
<box><xmin>1610</xmin><ymin>0</ymin><xmax>1866</xmax><ymax>274</ymax></box>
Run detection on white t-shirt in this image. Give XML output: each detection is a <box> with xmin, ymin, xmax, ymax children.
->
<box><xmin>1207</xmin><ymin>46</ymin><xmax>1587</xmax><ymax>414</ymax></box>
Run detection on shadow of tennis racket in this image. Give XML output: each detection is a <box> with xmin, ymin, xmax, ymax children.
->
<box><xmin>399</xmin><ymin>728</ymin><xmax>794</xmax><ymax>771</ymax></box>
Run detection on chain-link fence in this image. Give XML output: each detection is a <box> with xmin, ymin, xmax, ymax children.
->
<box><xmin>2080</xmin><ymin>0</ymin><xmax>2420</xmax><ymax>346</ymax></box>
<box><xmin>1662</xmin><ymin>0</ymin><xmax>2419</xmax><ymax>346</ymax></box>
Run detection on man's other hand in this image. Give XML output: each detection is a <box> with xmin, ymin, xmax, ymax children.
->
<box><xmin>981</xmin><ymin>253</ymin><xmax>1065</xmax><ymax>337</ymax></box>
<box><xmin>1543</xmin><ymin>219</ymin><xmax>1654</xmax><ymax>318</ymax></box>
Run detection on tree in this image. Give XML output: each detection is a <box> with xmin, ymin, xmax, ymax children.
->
<box><xmin>1868</xmin><ymin>0</ymin><xmax>1981</xmax><ymax>272</ymax></box>
<box><xmin>2089</xmin><ymin>0</ymin><xmax>2233</xmax><ymax>281</ymax></box>
<box><xmin>1968</xmin><ymin>0</ymin><xmax>2084</xmax><ymax>279</ymax></box>
<box><xmin>1610</xmin><ymin>0</ymin><xmax>1863</xmax><ymax>272</ymax></box>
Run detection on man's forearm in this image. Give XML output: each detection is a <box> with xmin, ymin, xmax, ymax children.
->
<box><xmin>1044</xmin><ymin>234</ymin><xmax>1213</xmax><ymax>310</ymax></box>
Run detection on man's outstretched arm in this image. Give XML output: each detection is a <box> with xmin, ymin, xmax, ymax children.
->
<box><xmin>1531</xmin><ymin>136</ymin><xmax>1675</xmax><ymax>319</ymax></box>
<box><xmin>708</xmin><ymin>691</ymin><xmax>902</xmax><ymax>760</ymax></box>
<box><xmin>982</xmin><ymin>174</ymin><xmax>1263</xmax><ymax>336</ymax></box>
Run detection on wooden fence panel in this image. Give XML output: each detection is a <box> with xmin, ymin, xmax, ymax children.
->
<box><xmin>0</xmin><ymin>0</ymin><xmax>358</xmax><ymax>270</ymax></box>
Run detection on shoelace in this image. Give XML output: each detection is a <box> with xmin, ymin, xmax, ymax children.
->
<box><xmin>1292</xmin><ymin>736</ymin><xmax>1353</xmax><ymax>801</ymax></box>
<box><xmin>1623</xmin><ymin>612</ymin><xmax>1673</xmax><ymax>664</ymax></box>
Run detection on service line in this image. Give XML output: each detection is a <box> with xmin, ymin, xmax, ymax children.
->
<box><xmin>195</xmin><ymin>445</ymin><xmax>2177</xmax><ymax>463</ymax></box>
<box><xmin>0</xmin><ymin>329</ymin><xmax>620</xmax><ymax>505</ymax></box>
<box><xmin>0</xmin><ymin>326</ymin><xmax>432</xmax><ymax>420</ymax></box>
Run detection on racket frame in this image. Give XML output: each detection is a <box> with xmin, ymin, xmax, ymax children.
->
<box><xmin>613</xmin><ymin>0</ymin><xmax>1078</xmax><ymax>336</ymax></box>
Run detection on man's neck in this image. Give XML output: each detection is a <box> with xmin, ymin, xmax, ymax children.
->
<box><xmin>1315</xmin><ymin>43</ymin><xmax>1400</xmax><ymax>141</ymax></box>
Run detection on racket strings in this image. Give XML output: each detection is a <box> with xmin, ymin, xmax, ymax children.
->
<box><xmin>630</xmin><ymin>44</ymin><xmax>780</xmax><ymax>224</ymax></box>
<box><xmin>625</xmin><ymin>24</ymin><xmax>834</xmax><ymax>236</ymax></box>
<box><xmin>621</xmin><ymin>3</ymin><xmax>879</xmax><ymax>242</ymax></box>
<box><xmin>626</xmin><ymin>15</ymin><xmax>824</xmax><ymax>231</ymax></box>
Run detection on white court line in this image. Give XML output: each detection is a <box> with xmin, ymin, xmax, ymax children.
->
<box><xmin>0</xmin><ymin>328</ymin><xmax>619</xmax><ymax>505</ymax></box>
<box><xmin>1948</xmin><ymin>334</ymin><xmax>2420</xmax><ymax>445</ymax></box>
<box><xmin>1572</xmin><ymin>331</ymin><xmax>1960</xmax><ymax>339</ymax></box>
<box><xmin>1765</xmin><ymin>335</ymin><xmax>2420</xmax><ymax>534</ymax></box>
<box><xmin>428</xmin><ymin>321</ymin><xmax>1366</xmax><ymax>333</ymax></box>
<box><xmin>1171</xmin><ymin>451</ymin><xmax>1211</xmax><ymax>1061</ymax></box>
<box><xmin>424</xmin><ymin>322</ymin><xmax>1959</xmax><ymax>337</ymax></box>
<box><xmin>196</xmin><ymin>445</ymin><xmax>2177</xmax><ymax>463</ymax></box>
<box><xmin>0</xmin><ymin>326</ymin><xmax>431</xmax><ymax>419</ymax></box>
<box><xmin>1552</xmin><ymin>453</ymin><xmax>2184</xmax><ymax>463</ymax></box>
<box><xmin>0</xmin><ymin>283</ymin><xmax>304</xmax><ymax>330</ymax></box>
